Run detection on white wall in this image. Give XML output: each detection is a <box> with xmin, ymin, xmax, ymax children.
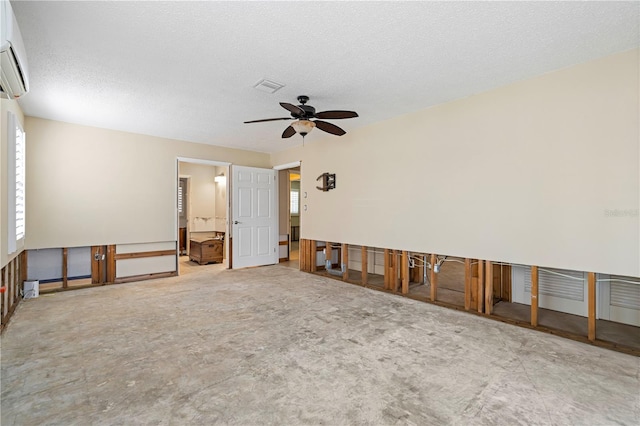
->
<box><xmin>214</xmin><ymin>165</ymin><xmax>227</xmax><ymax>232</ymax></box>
<box><xmin>271</xmin><ymin>49</ymin><xmax>640</xmax><ymax>277</ymax></box>
<box><xmin>179</xmin><ymin>162</ymin><xmax>216</xmax><ymax>233</ymax></box>
<box><xmin>278</xmin><ymin>169</ymin><xmax>289</xmax><ymax>233</ymax></box>
<box><xmin>25</xmin><ymin>117</ymin><xmax>270</xmax><ymax>249</ymax></box>
<box><xmin>1</xmin><ymin>98</ymin><xmax>25</xmax><ymax>268</ymax></box>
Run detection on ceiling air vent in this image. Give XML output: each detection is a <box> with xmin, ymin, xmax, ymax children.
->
<box><xmin>253</xmin><ymin>79</ymin><xmax>284</xmax><ymax>94</ymax></box>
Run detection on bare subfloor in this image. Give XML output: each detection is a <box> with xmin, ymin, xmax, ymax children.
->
<box><xmin>1</xmin><ymin>265</ymin><xmax>639</xmax><ymax>425</ymax></box>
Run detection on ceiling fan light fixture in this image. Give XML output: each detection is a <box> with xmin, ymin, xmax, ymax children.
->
<box><xmin>291</xmin><ymin>119</ymin><xmax>315</xmax><ymax>137</ymax></box>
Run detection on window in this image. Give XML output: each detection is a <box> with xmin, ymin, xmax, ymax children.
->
<box><xmin>7</xmin><ymin>111</ymin><xmax>26</xmax><ymax>253</ymax></box>
<box><xmin>290</xmin><ymin>190</ymin><xmax>299</xmax><ymax>214</ymax></box>
<box><xmin>178</xmin><ymin>178</ymin><xmax>186</xmax><ymax>219</ymax></box>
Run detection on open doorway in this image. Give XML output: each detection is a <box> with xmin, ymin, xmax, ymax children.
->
<box><xmin>177</xmin><ymin>158</ymin><xmax>230</xmax><ymax>274</ymax></box>
<box><xmin>289</xmin><ymin>169</ymin><xmax>301</xmax><ymax>261</ymax></box>
<box><xmin>178</xmin><ymin>177</ymin><xmax>189</xmax><ymax>255</ymax></box>
<box><xmin>275</xmin><ymin>161</ymin><xmax>302</xmax><ymax>268</ymax></box>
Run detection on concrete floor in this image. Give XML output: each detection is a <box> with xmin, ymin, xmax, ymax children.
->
<box><xmin>1</xmin><ymin>264</ymin><xmax>639</xmax><ymax>425</ymax></box>
<box><xmin>326</xmin><ymin>261</ymin><xmax>640</xmax><ymax>351</ymax></box>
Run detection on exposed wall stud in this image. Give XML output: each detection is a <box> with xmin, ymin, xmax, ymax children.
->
<box><xmin>478</xmin><ymin>260</ymin><xmax>484</xmax><ymax>313</ymax></box>
<box><xmin>62</xmin><ymin>248</ymin><xmax>69</xmax><ymax>289</ymax></box>
<box><xmin>299</xmin><ymin>240</ymin><xmax>304</xmax><ymax>271</ymax></box>
<box><xmin>361</xmin><ymin>246</ymin><xmax>368</xmax><ymax>285</ymax></box>
<box><xmin>401</xmin><ymin>251</ymin><xmax>409</xmax><ymax>294</ymax></box>
<box><xmin>531</xmin><ymin>265</ymin><xmax>539</xmax><ymax>326</ymax></box>
<box><xmin>21</xmin><ymin>251</ymin><xmax>28</xmax><ymax>284</ymax></box>
<box><xmin>1</xmin><ymin>254</ymin><xmax>26</xmax><ymax>331</ymax></box>
<box><xmin>430</xmin><ymin>253</ymin><xmax>437</xmax><ymax>301</ymax></box>
<box><xmin>307</xmin><ymin>240</ymin><xmax>312</xmax><ymax>271</ymax></box>
<box><xmin>470</xmin><ymin>260</ymin><xmax>479</xmax><ymax>310</ymax></box>
<box><xmin>588</xmin><ymin>272</ymin><xmax>596</xmax><ymax>341</ymax></box>
<box><xmin>485</xmin><ymin>260</ymin><xmax>493</xmax><ymax>315</ymax></box>
<box><xmin>91</xmin><ymin>246</ymin><xmax>106</xmax><ymax>284</ymax></box>
<box><xmin>2</xmin><ymin>266</ymin><xmax>7</xmax><ymax>319</ymax></box>
<box><xmin>342</xmin><ymin>243</ymin><xmax>349</xmax><ymax>280</ymax></box>
<box><xmin>464</xmin><ymin>258</ymin><xmax>471</xmax><ymax>310</ymax></box>
<box><xmin>391</xmin><ymin>250</ymin><xmax>398</xmax><ymax>292</ymax></box>
<box><xmin>310</xmin><ymin>240</ymin><xmax>317</xmax><ymax>272</ymax></box>
<box><xmin>383</xmin><ymin>249</ymin><xmax>390</xmax><ymax>289</ymax></box>
<box><xmin>8</xmin><ymin>261</ymin><xmax>13</xmax><ymax>309</ymax></box>
<box><xmin>106</xmin><ymin>245</ymin><xmax>116</xmax><ymax>283</ymax></box>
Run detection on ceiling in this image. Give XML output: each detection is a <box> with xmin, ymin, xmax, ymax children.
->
<box><xmin>11</xmin><ymin>1</ymin><xmax>640</xmax><ymax>154</ymax></box>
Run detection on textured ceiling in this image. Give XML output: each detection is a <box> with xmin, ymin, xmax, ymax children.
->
<box><xmin>11</xmin><ymin>1</ymin><xmax>640</xmax><ymax>154</ymax></box>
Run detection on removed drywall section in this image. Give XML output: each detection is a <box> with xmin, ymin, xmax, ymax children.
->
<box><xmin>67</xmin><ymin>247</ymin><xmax>91</xmax><ymax>278</ymax></box>
<box><xmin>27</xmin><ymin>249</ymin><xmax>62</xmax><ymax>281</ymax></box>
<box><xmin>26</xmin><ymin>247</ymin><xmax>92</xmax><ymax>282</ymax></box>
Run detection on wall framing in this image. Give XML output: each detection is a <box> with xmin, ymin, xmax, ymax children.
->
<box><xmin>298</xmin><ymin>238</ymin><xmax>639</xmax><ymax>356</ymax></box>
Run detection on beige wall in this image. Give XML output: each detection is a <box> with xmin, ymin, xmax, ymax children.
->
<box><xmin>214</xmin><ymin>165</ymin><xmax>227</xmax><ymax>233</ymax></box>
<box><xmin>271</xmin><ymin>49</ymin><xmax>640</xmax><ymax>277</ymax></box>
<box><xmin>278</xmin><ymin>169</ymin><xmax>289</xmax><ymax>233</ymax></box>
<box><xmin>1</xmin><ymin>98</ymin><xmax>25</xmax><ymax>268</ymax></box>
<box><xmin>26</xmin><ymin>118</ymin><xmax>270</xmax><ymax>249</ymax></box>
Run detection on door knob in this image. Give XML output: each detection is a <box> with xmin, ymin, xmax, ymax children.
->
<box><xmin>233</xmin><ymin>221</ymin><xmax>241</xmax><ymax>224</ymax></box>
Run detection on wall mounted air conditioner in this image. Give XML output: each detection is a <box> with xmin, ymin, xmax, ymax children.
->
<box><xmin>0</xmin><ymin>0</ymin><xmax>29</xmax><ymax>99</ymax></box>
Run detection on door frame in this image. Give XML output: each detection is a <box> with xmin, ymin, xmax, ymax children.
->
<box><xmin>177</xmin><ymin>175</ymin><xmax>191</xmax><ymax>256</ymax></box>
<box><xmin>230</xmin><ymin>165</ymin><xmax>278</xmax><ymax>269</ymax></box>
<box><xmin>176</xmin><ymin>157</ymin><xmax>231</xmax><ymax>271</ymax></box>
<box><xmin>274</xmin><ymin>161</ymin><xmax>302</xmax><ymax>263</ymax></box>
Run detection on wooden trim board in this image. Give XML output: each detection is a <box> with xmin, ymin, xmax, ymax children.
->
<box><xmin>114</xmin><ymin>250</ymin><xmax>176</xmax><ymax>260</ymax></box>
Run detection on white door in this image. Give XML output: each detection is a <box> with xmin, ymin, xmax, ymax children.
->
<box><xmin>512</xmin><ymin>266</ymin><xmax>588</xmax><ymax>317</ymax></box>
<box><xmin>598</xmin><ymin>275</ymin><xmax>640</xmax><ymax>327</ymax></box>
<box><xmin>231</xmin><ymin>166</ymin><xmax>278</xmax><ymax>269</ymax></box>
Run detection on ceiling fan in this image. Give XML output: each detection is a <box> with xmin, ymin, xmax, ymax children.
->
<box><xmin>244</xmin><ymin>96</ymin><xmax>358</xmax><ymax>139</ymax></box>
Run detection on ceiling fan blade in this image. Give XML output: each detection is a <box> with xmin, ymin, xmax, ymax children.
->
<box><xmin>314</xmin><ymin>110</ymin><xmax>359</xmax><ymax>120</ymax></box>
<box><xmin>314</xmin><ymin>120</ymin><xmax>346</xmax><ymax>136</ymax></box>
<box><xmin>244</xmin><ymin>117</ymin><xmax>292</xmax><ymax>124</ymax></box>
<box><xmin>282</xmin><ymin>126</ymin><xmax>296</xmax><ymax>138</ymax></box>
<box><xmin>280</xmin><ymin>102</ymin><xmax>305</xmax><ymax>116</ymax></box>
